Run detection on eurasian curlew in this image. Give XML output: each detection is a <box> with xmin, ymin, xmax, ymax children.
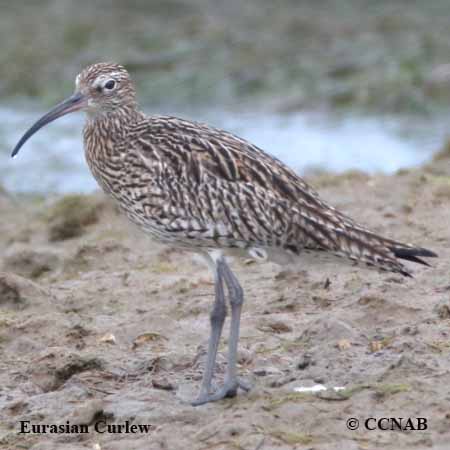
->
<box><xmin>12</xmin><ymin>62</ymin><xmax>437</xmax><ymax>405</ymax></box>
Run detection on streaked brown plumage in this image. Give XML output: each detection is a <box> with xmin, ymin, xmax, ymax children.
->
<box><xmin>12</xmin><ymin>62</ymin><xmax>437</xmax><ymax>405</ymax></box>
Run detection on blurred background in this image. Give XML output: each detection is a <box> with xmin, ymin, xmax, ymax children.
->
<box><xmin>2</xmin><ymin>0</ymin><xmax>450</xmax><ymax>193</ymax></box>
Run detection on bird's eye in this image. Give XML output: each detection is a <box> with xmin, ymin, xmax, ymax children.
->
<box><xmin>104</xmin><ymin>80</ymin><xmax>116</xmax><ymax>90</ymax></box>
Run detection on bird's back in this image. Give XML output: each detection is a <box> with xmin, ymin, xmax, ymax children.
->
<box><xmin>86</xmin><ymin>115</ymin><xmax>436</xmax><ymax>276</ymax></box>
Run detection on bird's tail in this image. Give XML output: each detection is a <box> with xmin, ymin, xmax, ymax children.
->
<box><xmin>331</xmin><ymin>226</ymin><xmax>437</xmax><ymax>277</ymax></box>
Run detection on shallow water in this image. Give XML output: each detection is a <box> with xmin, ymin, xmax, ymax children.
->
<box><xmin>0</xmin><ymin>106</ymin><xmax>448</xmax><ymax>194</ymax></box>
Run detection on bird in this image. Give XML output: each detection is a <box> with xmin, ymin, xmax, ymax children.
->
<box><xmin>11</xmin><ymin>62</ymin><xmax>437</xmax><ymax>405</ymax></box>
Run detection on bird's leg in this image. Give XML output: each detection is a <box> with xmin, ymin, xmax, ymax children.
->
<box><xmin>191</xmin><ymin>259</ymin><xmax>227</xmax><ymax>406</ymax></box>
<box><xmin>211</xmin><ymin>258</ymin><xmax>250</xmax><ymax>397</ymax></box>
<box><xmin>192</xmin><ymin>257</ymin><xmax>250</xmax><ymax>405</ymax></box>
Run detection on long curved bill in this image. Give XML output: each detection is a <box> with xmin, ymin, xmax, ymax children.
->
<box><xmin>11</xmin><ymin>92</ymin><xmax>86</xmax><ymax>158</ymax></box>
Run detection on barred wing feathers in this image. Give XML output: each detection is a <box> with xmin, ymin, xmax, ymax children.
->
<box><xmin>126</xmin><ymin>116</ymin><xmax>436</xmax><ymax>276</ymax></box>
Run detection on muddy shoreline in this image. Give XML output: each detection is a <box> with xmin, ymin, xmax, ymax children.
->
<box><xmin>1</xmin><ymin>149</ymin><xmax>450</xmax><ymax>449</ymax></box>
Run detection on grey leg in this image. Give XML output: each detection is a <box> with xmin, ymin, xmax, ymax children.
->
<box><xmin>192</xmin><ymin>256</ymin><xmax>250</xmax><ymax>405</ymax></box>
<box><xmin>203</xmin><ymin>258</ymin><xmax>250</xmax><ymax>401</ymax></box>
<box><xmin>191</xmin><ymin>260</ymin><xmax>227</xmax><ymax>406</ymax></box>
<box><xmin>223</xmin><ymin>261</ymin><xmax>250</xmax><ymax>391</ymax></box>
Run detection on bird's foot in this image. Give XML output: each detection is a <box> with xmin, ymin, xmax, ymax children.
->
<box><xmin>191</xmin><ymin>377</ymin><xmax>251</xmax><ymax>406</ymax></box>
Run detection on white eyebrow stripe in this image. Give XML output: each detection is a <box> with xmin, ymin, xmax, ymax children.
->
<box><xmin>107</xmin><ymin>72</ymin><xmax>123</xmax><ymax>78</ymax></box>
<box><xmin>93</xmin><ymin>72</ymin><xmax>123</xmax><ymax>87</ymax></box>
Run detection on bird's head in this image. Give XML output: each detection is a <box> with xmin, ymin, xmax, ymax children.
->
<box><xmin>11</xmin><ymin>62</ymin><xmax>137</xmax><ymax>158</ymax></box>
<box><xmin>76</xmin><ymin>62</ymin><xmax>137</xmax><ymax>114</ymax></box>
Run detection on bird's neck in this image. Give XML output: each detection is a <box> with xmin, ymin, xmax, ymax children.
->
<box><xmin>83</xmin><ymin>106</ymin><xmax>145</xmax><ymax>194</ymax></box>
<box><xmin>84</xmin><ymin>106</ymin><xmax>144</xmax><ymax>144</ymax></box>
<box><xmin>83</xmin><ymin>107</ymin><xmax>145</xmax><ymax>158</ymax></box>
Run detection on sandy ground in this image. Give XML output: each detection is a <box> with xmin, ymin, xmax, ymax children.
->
<box><xmin>1</xmin><ymin>149</ymin><xmax>450</xmax><ymax>450</ymax></box>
